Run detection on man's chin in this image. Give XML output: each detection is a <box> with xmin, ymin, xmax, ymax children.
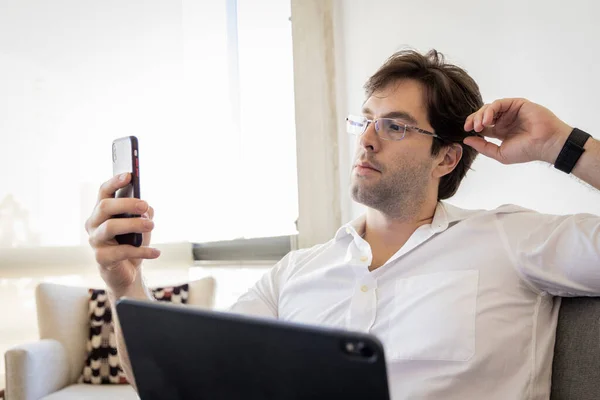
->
<box><xmin>350</xmin><ymin>184</ymin><xmax>377</xmax><ymax>206</ymax></box>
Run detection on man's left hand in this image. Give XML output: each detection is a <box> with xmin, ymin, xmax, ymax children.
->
<box><xmin>463</xmin><ymin>98</ymin><xmax>573</xmax><ymax>165</ymax></box>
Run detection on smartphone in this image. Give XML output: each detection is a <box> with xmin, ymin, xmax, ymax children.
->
<box><xmin>112</xmin><ymin>136</ymin><xmax>143</xmax><ymax>247</ymax></box>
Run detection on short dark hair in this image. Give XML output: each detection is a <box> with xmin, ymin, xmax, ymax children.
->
<box><xmin>364</xmin><ymin>49</ymin><xmax>483</xmax><ymax>200</ymax></box>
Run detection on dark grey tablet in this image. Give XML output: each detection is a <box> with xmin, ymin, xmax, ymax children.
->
<box><xmin>116</xmin><ymin>299</ymin><xmax>390</xmax><ymax>400</ymax></box>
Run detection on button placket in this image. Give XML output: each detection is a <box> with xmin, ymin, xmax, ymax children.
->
<box><xmin>347</xmin><ymin>276</ymin><xmax>378</xmax><ymax>332</ymax></box>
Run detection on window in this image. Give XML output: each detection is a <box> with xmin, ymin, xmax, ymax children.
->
<box><xmin>0</xmin><ymin>0</ymin><xmax>297</xmax><ymax>379</ymax></box>
<box><xmin>0</xmin><ymin>0</ymin><xmax>297</xmax><ymax>247</ymax></box>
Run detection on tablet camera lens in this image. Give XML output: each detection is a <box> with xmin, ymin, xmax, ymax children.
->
<box><xmin>358</xmin><ymin>343</ymin><xmax>374</xmax><ymax>358</ymax></box>
<box><xmin>345</xmin><ymin>342</ymin><xmax>355</xmax><ymax>353</ymax></box>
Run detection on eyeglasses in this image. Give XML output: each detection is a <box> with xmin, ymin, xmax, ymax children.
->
<box><xmin>346</xmin><ymin>114</ymin><xmax>443</xmax><ymax>141</ymax></box>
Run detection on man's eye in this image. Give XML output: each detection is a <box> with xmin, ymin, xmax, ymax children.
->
<box><xmin>388</xmin><ymin>123</ymin><xmax>402</xmax><ymax>132</ymax></box>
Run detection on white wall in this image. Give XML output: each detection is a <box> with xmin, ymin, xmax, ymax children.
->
<box><xmin>334</xmin><ymin>0</ymin><xmax>600</xmax><ymax>221</ymax></box>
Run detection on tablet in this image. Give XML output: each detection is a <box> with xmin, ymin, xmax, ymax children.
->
<box><xmin>116</xmin><ymin>298</ymin><xmax>390</xmax><ymax>400</ymax></box>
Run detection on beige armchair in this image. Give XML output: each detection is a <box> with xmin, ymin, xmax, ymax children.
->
<box><xmin>4</xmin><ymin>278</ymin><xmax>215</xmax><ymax>400</ymax></box>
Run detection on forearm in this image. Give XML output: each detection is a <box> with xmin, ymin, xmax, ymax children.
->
<box><xmin>108</xmin><ymin>274</ymin><xmax>154</xmax><ymax>392</ymax></box>
<box><xmin>571</xmin><ymin>137</ymin><xmax>600</xmax><ymax>190</ymax></box>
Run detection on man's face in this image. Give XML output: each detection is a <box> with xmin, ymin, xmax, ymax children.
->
<box><xmin>350</xmin><ymin>79</ymin><xmax>437</xmax><ymax>215</ymax></box>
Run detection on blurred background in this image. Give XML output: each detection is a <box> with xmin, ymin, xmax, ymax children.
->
<box><xmin>1</xmin><ymin>0</ymin><xmax>599</xmax><ymax>388</ymax></box>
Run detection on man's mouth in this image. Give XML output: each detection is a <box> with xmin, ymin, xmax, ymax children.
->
<box><xmin>355</xmin><ymin>161</ymin><xmax>381</xmax><ymax>173</ymax></box>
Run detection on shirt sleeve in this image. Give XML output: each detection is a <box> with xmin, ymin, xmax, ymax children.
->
<box><xmin>227</xmin><ymin>251</ymin><xmax>294</xmax><ymax>318</ymax></box>
<box><xmin>497</xmin><ymin>209</ymin><xmax>600</xmax><ymax>296</ymax></box>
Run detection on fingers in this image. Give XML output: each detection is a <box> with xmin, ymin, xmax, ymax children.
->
<box><xmin>465</xmin><ymin>104</ymin><xmax>495</xmax><ymax>133</ymax></box>
<box><xmin>95</xmin><ymin>245</ymin><xmax>161</xmax><ymax>267</ymax></box>
<box><xmin>86</xmin><ymin>198</ymin><xmax>149</xmax><ymax>232</ymax></box>
<box><xmin>147</xmin><ymin>206</ymin><xmax>154</xmax><ymax>220</ymax></box>
<box><xmin>140</xmin><ymin>206</ymin><xmax>155</xmax><ymax>247</ymax></box>
<box><xmin>98</xmin><ymin>173</ymin><xmax>131</xmax><ymax>201</ymax></box>
<box><xmin>482</xmin><ymin>105</ymin><xmax>496</xmax><ymax>127</ymax></box>
<box><xmin>473</xmin><ymin>107</ymin><xmax>485</xmax><ymax>132</ymax></box>
<box><xmin>464</xmin><ymin>98</ymin><xmax>520</xmax><ymax>133</ymax></box>
<box><xmin>463</xmin><ymin>136</ymin><xmax>507</xmax><ymax>164</ymax></box>
<box><xmin>464</xmin><ymin>108</ymin><xmax>479</xmax><ymax>132</ymax></box>
<box><xmin>90</xmin><ymin>217</ymin><xmax>154</xmax><ymax>246</ymax></box>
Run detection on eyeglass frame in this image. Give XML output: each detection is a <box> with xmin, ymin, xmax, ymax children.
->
<box><xmin>346</xmin><ymin>114</ymin><xmax>471</xmax><ymax>143</ymax></box>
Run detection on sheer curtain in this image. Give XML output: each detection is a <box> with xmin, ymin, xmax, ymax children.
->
<box><xmin>0</xmin><ymin>0</ymin><xmax>297</xmax><ymax>247</ymax></box>
<box><xmin>0</xmin><ymin>0</ymin><xmax>296</xmax><ymax>381</ymax></box>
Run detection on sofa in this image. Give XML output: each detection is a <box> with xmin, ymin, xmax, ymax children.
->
<box><xmin>4</xmin><ymin>278</ymin><xmax>215</xmax><ymax>400</ymax></box>
<box><xmin>550</xmin><ymin>296</ymin><xmax>600</xmax><ymax>400</ymax></box>
<box><xmin>4</xmin><ymin>282</ymin><xmax>600</xmax><ymax>400</ymax></box>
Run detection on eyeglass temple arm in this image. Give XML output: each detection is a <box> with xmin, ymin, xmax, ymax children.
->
<box><xmin>436</xmin><ymin>131</ymin><xmax>484</xmax><ymax>143</ymax></box>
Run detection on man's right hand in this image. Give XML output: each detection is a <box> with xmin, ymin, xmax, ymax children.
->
<box><xmin>85</xmin><ymin>173</ymin><xmax>161</xmax><ymax>297</ymax></box>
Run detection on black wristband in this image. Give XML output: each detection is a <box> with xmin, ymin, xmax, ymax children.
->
<box><xmin>554</xmin><ymin>128</ymin><xmax>591</xmax><ymax>174</ymax></box>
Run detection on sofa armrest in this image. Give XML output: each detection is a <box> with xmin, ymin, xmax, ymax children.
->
<box><xmin>5</xmin><ymin>339</ymin><xmax>70</xmax><ymax>400</ymax></box>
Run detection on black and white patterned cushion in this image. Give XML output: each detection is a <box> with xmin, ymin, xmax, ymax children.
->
<box><xmin>79</xmin><ymin>283</ymin><xmax>189</xmax><ymax>384</ymax></box>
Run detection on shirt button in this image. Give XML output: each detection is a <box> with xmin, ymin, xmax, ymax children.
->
<box><xmin>345</xmin><ymin>228</ymin><xmax>351</xmax><ymax>234</ymax></box>
<box><xmin>359</xmin><ymin>256</ymin><xmax>368</xmax><ymax>262</ymax></box>
<box><xmin>360</xmin><ymin>285</ymin><xmax>369</xmax><ymax>292</ymax></box>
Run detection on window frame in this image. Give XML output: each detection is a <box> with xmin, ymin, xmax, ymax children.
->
<box><xmin>191</xmin><ymin>0</ymin><xmax>341</xmax><ymax>262</ymax></box>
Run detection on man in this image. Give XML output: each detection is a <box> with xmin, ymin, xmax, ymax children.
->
<box><xmin>86</xmin><ymin>49</ymin><xmax>600</xmax><ymax>399</ymax></box>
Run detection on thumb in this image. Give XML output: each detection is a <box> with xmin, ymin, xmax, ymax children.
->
<box><xmin>463</xmin><ymin>136</ymin><xmax>504</xmax><ymax>163</ymax></box>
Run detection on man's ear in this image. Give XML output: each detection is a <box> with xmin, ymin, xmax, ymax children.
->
<box><xmin>433</xmin><ymin>143</ymin><xmax>463</xmax><ymax>178</ymax></box>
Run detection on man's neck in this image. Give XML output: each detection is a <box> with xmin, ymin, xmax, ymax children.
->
<box><xmin>363</xmin><ymin>200</ymin><xmax>438</xmax><ymax>271</ymax></box>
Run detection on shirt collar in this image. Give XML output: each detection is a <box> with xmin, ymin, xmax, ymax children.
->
<box><xmin>334</xmin><ymin>201</ymin><xmax>470</xmax><ymax>242</ymax></box>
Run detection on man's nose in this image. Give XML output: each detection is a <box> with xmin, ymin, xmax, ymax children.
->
<box><xmin>359</xmin><ymin>121</ymin><xmax>381</xmax><ymax>152</ymax></box>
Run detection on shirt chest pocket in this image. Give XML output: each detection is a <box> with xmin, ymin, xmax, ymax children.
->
<box><xmin>385</xmin><ymin>270</ymin><xmax>479</xmax><ymax>362</ymax></box>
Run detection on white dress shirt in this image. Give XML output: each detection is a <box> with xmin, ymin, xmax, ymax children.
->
<box><xmin>229</xmin><ymin>202</ymin><xmax>600</xmax><ymax>400</ymax></box>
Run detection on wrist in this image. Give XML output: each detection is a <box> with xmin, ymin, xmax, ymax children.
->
<box><xmin>541</xmin><ymin>122</ymin><xmax>573</xmax><ymax>164</ymax></box>
<box><xmin>107</xmin><ymin>274</ymin><xmax>151</xmax><ymax>303</ymax></box>
<box><xmin>108</xmin><ymin>284</ymin><xmax>149</xmax><ymax>302</ymax></box>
